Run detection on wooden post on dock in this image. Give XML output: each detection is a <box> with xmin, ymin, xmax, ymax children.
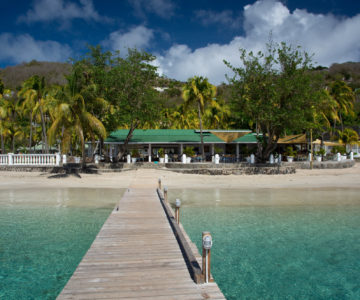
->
<box><xmin>164</xmin><ymin>186</ymin><xmax>168</xmax><ymax>203</ymax></box>
<box><xmin>202</xmin><ymin>231</ymin><xmax>213</xmax><ymax>283</ymax></box>
<box><xmin>175</xmin><ymin>198</ymin><xmax>181</xmax><ymax>224</ymax></box>
<box><xmin>158</xmin><ymin>178</ymin><xmax>162</xmax><ymax>189</ymax></box>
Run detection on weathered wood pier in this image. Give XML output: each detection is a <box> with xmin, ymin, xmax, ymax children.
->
<box><xmin>58</xmin><ymin>174</ymin><xmax>225</xmax><ymax>299</ymax></box>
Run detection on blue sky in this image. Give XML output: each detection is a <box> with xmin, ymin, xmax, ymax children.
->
<box><xmin>1</xmin><ymin>0</ymin><xmax>360</xmax><ymax>84</ymax></box>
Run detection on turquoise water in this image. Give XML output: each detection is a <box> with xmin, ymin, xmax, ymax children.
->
<box><xmin>0</xmin><ymin>188</ymin><xmax>120</xmax><ymax>300</ymax></box>
<box><xmin>169</xmin><ymin>188</ymin><xmax>360</xmax><ymax>300</ymax></box>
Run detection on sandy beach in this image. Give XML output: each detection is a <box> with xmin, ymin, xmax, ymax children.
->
<box><xmin>0</xmin><ymin>163</ymin><xmax>359</xmax><ymax>190</ymax></box>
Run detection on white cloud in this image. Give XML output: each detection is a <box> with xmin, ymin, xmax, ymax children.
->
<box><xmin>128</xmin><ymin>0</ymin><xmax>176</xmax><ymax>19</ymax></box>
<box><xmin>103</xmin><ymin>25</ymin><xmax>154</xmax><ymax>53</ymax></box>
<box><xmin>195</xmin><ymin>10</ymin><xmax>242</xmax><ymax>29</ymax></box>
<box><xmin>18</xmin><ymin>0</ymin><xmax>111</xmax><ymax>25</ymax></box>
<box><xmin>155</xmin><ymin>0</ymin><xmax>360</xmax><ymax>85</ymax></box>
<box><xmin>0</xmin><ymin>33</ymin><xmax>72</xmax><ymax>64</ymax></box>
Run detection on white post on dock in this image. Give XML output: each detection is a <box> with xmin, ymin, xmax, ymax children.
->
<box><xmin>163</xmin><ymin>186</ymin><xmax>168</xmax><ymax>203</ymax></box>
<box><xmin>202</xmin><ymin>231</ymin><xmax>213</xmax><ymax>283</ymax></box>
<box><xmin>175</xmin><ymin>198</ymin><xmax>181</xmax><ymax>224</ymax></box>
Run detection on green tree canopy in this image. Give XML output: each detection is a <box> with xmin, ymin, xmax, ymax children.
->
<box><xmin>225</xmin><ymin>42</ymin><xmax>326</xmax><ymax>161</ymax></box>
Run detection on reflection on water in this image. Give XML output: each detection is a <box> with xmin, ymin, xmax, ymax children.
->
<box><xmin>0</xmin><ymin>188</ymin><xmax>121</xmax><ymax>300</ymax></box>
<box><xmin>0</xmin><ymin>188</ymin><xmax>121</xmax><ymax>209</ymax></box>
<box><xmin>169</xmin><ymin>188</ymin><xmax>360</xmax><ymax>300</ymax></box>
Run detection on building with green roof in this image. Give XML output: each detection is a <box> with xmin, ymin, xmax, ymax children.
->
<box><xmin>104</xmin><ymin>129</ymin><xmax>258</xmax><ymax>162</ymax></box>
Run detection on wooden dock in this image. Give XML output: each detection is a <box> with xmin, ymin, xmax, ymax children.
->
<box><xmin>57</xmin><ymin>175</ymin><xmax>225</xmax><ymax>299</ymax></box>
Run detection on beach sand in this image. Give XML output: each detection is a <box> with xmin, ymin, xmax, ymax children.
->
<box><xmin>0</xmin><ymin>163</ymin><xmax>359</xmax><ymax>190</ymax></box>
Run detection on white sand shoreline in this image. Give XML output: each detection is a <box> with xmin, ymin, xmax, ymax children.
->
<box><xmin>0</xmin><ymin>163</ymin><xmax>359</xmax><ymax>190</ymax></box>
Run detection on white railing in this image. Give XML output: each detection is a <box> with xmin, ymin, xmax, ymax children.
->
<box><xmin>0</xmin><ymin>153</ymin><xmax>61</xmax><ymax>166</ymax></box>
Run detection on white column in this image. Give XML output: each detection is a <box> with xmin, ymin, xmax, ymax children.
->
<box><xmin>269</xmin><ymin>154</ymin><xmax>274</xmax><ymax>164</ymax></box>
<box><xmin>182</xmin><ymin>154</ymin><xmax>186</xmax><ymax>164</ymax></box>
<box><xmin>250</xmin><ymin>154</ymin><xmax>255</xmax><ymax>164</ymax></box>
<box><xmin>308</xmin><ymin>153</ymin><xmax>312</xmax><ymax>161</ymax></box>
<box><xmin>62</xmin><ymin>154</ymin><xmax>67</xmax><ymax>164</ymax></box>
<box><xmin>148</xmin><ymin>144</ymin><xmax>152</xmax><ymax>162</ymax></box>
<box><xmin>215</xmin><ymin>154</ymin><xmax>220</xmax><ymax>164</ymax></box>
<box><xmin>56</xmin><ymin>153</ymin><xmax>61</xmax><ymax>166</ymax></box>
<box><xmin>127</xmin><ymin>154</ymin><xmax>131</xmax><ymax>163</ymax></box>
<box><xmin>350</xmin><ymin>151</ymin><xmax>354</xmax><ymax>160</ymax></box>
<box><xmin>236</xmin><ymin>144</ymin><xmax>239</xmax><ymax>161</ymax></box>
<box><xmin>336</xmin><ymin>152</ymin><xmax>341</xmax><ymax>161</ymax></box>
<box><xmin>165</xmin><ymin>154</ymin><xmax>168</xmax><ymax>163</ymax></box>
<box><xmin>8</xmin><ymin>153</ymin><xmax>13</xmax><ymax>165</ymax></box>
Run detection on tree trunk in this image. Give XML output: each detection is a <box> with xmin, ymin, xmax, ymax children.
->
<box><xmin>12</xmin><ymin>134</ymin><xmax>15</xmax><ymax>153</ymax></box>
<box><xmin>80</xmin><ymin>129</ymin><xmax>86</xmax><ymax>169</ymax></box>
<box><xmin>198</xmin><ymin>103</ymin><xmax>205</xmax><ymax>161</ymax></box>
<box><xmin>38</xmin><ymin>98</ymin><xmax>48</xmax><ymax>153</ymax></box>
<box><xmin>1</xmin><ymin>133</ymin><xmax>4</xmax><ymax>154</ymax></box>
<box><xmin>29</xmin><ymin>113</ymin><xmax>33</xmax><ymax>154</ymax></box>
<box><xmin>117</xmin><ymin>121</ymin><xmax>139</xmax><ymax>161</ymax></box>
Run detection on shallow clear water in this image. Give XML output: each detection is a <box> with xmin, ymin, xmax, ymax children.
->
<box><xmin>0</xmin><ymin>188</ymin><xmax>121</xmax><ymax>300</ymax></box>
<box><xmin>169</xmin><ymin>188</ymin><xmax>360</xmax><ymax>300</ymax></box>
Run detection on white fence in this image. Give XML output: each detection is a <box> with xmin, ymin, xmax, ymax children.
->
<box><xmin>0</xmin><ymin>153</ymin><xmax>61</xmax><ymax>166</ymax></box>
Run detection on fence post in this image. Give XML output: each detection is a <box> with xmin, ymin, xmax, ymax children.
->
<box><xmin>163</xmin><ymin>186</ymin><xmax>168</xmax><ymax>203</ymax></box>
<box><xmin>56</xmin><ymin>153</ymin><xmax>61</xmax><ymax>166</ymax></box>
<box><xmin>175</xmin><ymin>198</ymin><xmax>181</xmax><ymax>224</ymax></box>
<box><xmin>8</xmin><ymin>153</ymin><xmax>13</xmax><ymax>165</ymax></box>
<box><xmin>202</xmin><ymin>231</ymin><xmax>213</xmax><ymax>283</ymax></box>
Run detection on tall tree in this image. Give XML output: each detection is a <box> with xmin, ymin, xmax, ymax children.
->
<box><xmin>203</xmin><ymin>98</ymin><xmax>231</xmax><ymax>129</ymax></box>
<box><xmin>225</xmin><ymin>42</ymin><xmax>326</xmax><ymax>161</ymax></box>
<box><xmin>106</xmin><ymin>49</ymin><xmax>161</xmax><ymax>160</ymax></box>
<box><xmin>329</xmin><ymin>80</ymin><xmax>355</xmax><ymax>131</ymax></box>
<box><xmin>19</xmin><ymin>76</ymin><xmax>49</xmax><ymax>153</ymax></box>
<box><xmin>337</xmin><ymin>128</ymin><xmax>359</xmax><ymax>152</ymax></box>
<box><xmin>182</xmin><ymin>76</ymin><xmax>216</xmax><ymax>160</ymax></box>
<box><xmin>48</xmin><ymin>72</ymin><xmax>106</xmax><ymax>167</ymax></box>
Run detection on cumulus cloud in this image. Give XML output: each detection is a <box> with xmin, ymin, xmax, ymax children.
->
<box><xmin>195</xmin><ymin>10</ymin><xmax>242</xmax><ymax>29</ymax></box>
<box><xmin>103</xmin><ymin>25</ymin><xmax>154</xmax><ymax>53</ymax></box>
<box><xmin>18</xmin><ymin>0</ymin><xmax>111</xmax><ymax>25</ymax></box>
<box><xmin>128</xmin><ymin>0</ymin><xmax>176</xmax><ymax>19</ymax></box>
<box><xmin>155</xmin><ymin>0</ymin><xmax>360</xmax><ymax>84</ymax></box>
<box><xmin>0</xmin><ymin>33</ymin><xmax>72</xmax><ymax>64</ymax></box>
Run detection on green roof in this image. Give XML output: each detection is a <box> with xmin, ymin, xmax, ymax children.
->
<box><xmin>233</xmin><ymin>133</ymin><xmax>259</xmax><ymax>143</ymax></box>
<box><xmin>105</xmin><ymin>129</ymin><xmax>224</xmax><ymax>144</ymax></box>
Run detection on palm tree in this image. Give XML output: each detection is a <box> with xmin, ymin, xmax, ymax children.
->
<box><xmin>170</xmin><ymin>104</ymin><xmax>198</xmax><ymax>129</ymax></box>
<box><xmin>329</xmin><ymin>81</ymin><xmax>355</xmax><ymax>131</ymax></box>
<box><xmin>48</xmin><ymin>73</ymin><xmax>106</xmax><ymax>167</ymax></box>
<box><xmin>338</xmin><ymin>128</ymin><xmax>359</xmax><ymax>152</ymax></box>
<box><xmin>182</xmin><ymin>76</ymin><xmax>216</xmax><ymax>160</ymax></box>
<box><xmin>18</xmin><ymin>87</ymin><xmax>37</xmax><ymax>153</ymax></box>
<box><xmin>203</xmin><ymin>98</ymin><xmax>231</xmax><ymax>129</ymax></box>
<box><xmin>19</xmin><ymin>76</ymin><xmax>49</xmax><ymax>153</ymax></box>
<box><xmin>0</xmin><ymin>91</ymin><xmax>11</xmax><ymax>153</ymax></box>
